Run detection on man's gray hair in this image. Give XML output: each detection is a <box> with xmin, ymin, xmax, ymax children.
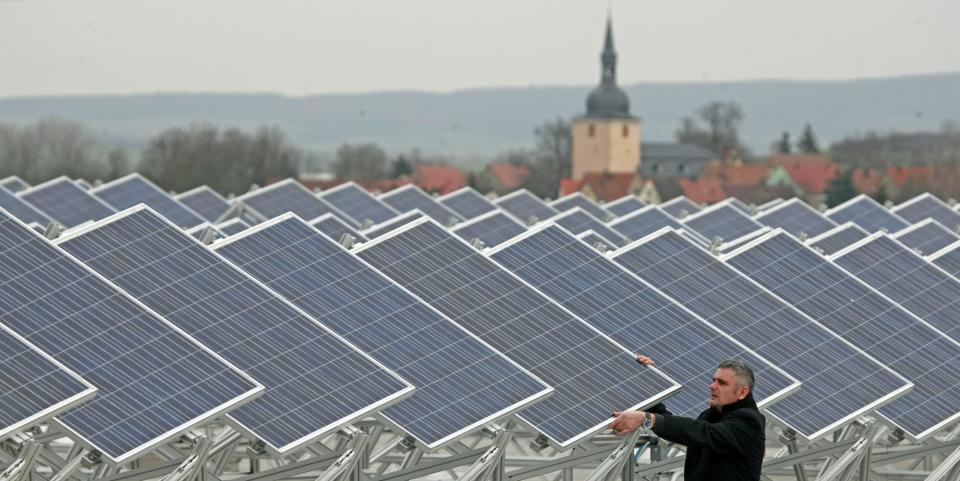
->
<box><xmin>718</xmin><ymin>359</ymin><xmax>755</xmax><ymax>392</ymax></box>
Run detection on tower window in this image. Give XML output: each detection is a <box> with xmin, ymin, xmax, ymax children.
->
<box><xmin>622</xmin><ymin>124</ymin><xmax>629</xmax><ymax>137</ymax></box>
<box><xmin>588</xmin><ymin>124</ymin><xmax>595</xmax><ymax>137</ymax></box>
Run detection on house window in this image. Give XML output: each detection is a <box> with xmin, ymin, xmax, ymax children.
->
<box><xmin>651</xmin><ymin>164</ymin><xmax>660</xmax><ymax>173</ymax></box>
<box><xmin>622</xmin><ymin>124</ymin><xmax>629</xmax><ymax>137</ymax></box>
<box><xmin>588</xmin><ymin>124</ymin><xmax>595</xmax><ymax>137</ymax></box>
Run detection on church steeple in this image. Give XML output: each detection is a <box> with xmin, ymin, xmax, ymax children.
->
<box><xmin>601</xmin><ymin>15</ymin><xmax>617</xmax><ymax>84</ymax></box>
<box><xmin>584</xmin><ymin>15</ymin><xmax>632</xmax><ymax>119</ymax></box>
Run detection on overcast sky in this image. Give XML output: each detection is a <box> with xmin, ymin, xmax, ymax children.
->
<box><xmin>1</xmin><ymin>0</ymin><xmax>957</xmax><ymax>97</ymax></box>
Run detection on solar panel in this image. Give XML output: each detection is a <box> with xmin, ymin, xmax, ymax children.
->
<box><xmin>611</xmin><ymin>229</ymin><xmax>911</xmax><ymax>440</ymax></box>
<box><xmin>893</xmin><ymin>218</ymin><xmax>960</xmax><ymax>255</ymax></box>
<box><xmin>311</xmin><ymin>213</ymin><xmax>369</xmax><ymax>244</ymax></box>
<box><xmin>807</xmin><ymin>222</ymin><xmax>869</xmax><ymax>256</ymax></box>
<box><xmin>682</xmin><ymin>202</ymin><xmax>765</xmax><ymax>243</ymax></box>
<box><xmin>0</xmin><ymin>210</ymin><xmax>261</xmax><ymax>463</ymax></box>
<box><xmin>659</xmin><ymin>196</ymin><xmax>701</xmax><ymax>218</ymax></box>
<box><xmin>929</xmin><ymin>240</ymin><xmax>960</xmax><ymax>275</ymax></box>
<box><xmin>216</xmin><ymin>217</ymin><xmax>251</xmax><ymax>236</ymax></box>
<box><xmin>450</xmin><ymin>210</ymin><xmax>526</xmax><ymax>248</ymax></box>
<box><xmin>754</xmin><ymin>198</ymin><xmax>837</xmax><ymax>238</ymax></box>
<box><xmin>91</xmin><ymin>174</ymin><xmax>205</xmax><ymax>228</ymax></box>
<box><xmin>494</xmin><ymin>189</ymin><xmax>559</xmax><ymax>224</ymax></box>
<box><xmin>757</xmin><ymin>198</ymin><xmax>785</xmax><ymax>211</ymax></box>
<box><xmin>0</xmin><ymin>186</ymin><xmax>52</xmax><ymax>226</ymax></box>
<box><xmin>57</xmin><ymin>207</ymin><xmax>413</xmax><ymax>454</ymax></box>
<box><xmin>214</xmin><ymin>215</ymin><xmax>552</xmax><ymax>449</ymax></box>
<box><xmin>354</xmin><ymin>219</ymin><xmax>680</xmax><ymax>448</ymax></box>
<box><xmin>380</xmin><ymin>185</ymin><xmax>463</xmax><ymax>226</ymax></box>
<box><xmin>892</xmin><ymin>193</ymin><xmax>960</xmax><ymax>231</ymax></box>
<box><xmin>549</xmin><ymin>193</ymin><xmax>613</xmax><ymax>221</ymax></box>
<box><xmin>438</xmin><ymin>187</ymin><xmax>499</xmax><ymax>220</ymax></box>
<box><xmin>727</xmin><ymin>197</ymin><xmax>754</xmax><ymax>214</ymax></box>
<box><xmin>604</xmin><ymin>195</ymin><xmax>646</xmax><ymax>217</ymax></box>
<box><xmin>0</xmin><ymin>176</ymin><xmax>29</xmax><ymax>193</ymax></box>
<box><xmin>576</xmin><ymin>230</ymin><xmax>618</xmax><ymax>252</ymax></box>
<box><xmin>547</xmin><ymin>208</ymin><xmax>628</xmax><ymax>246</ymax></box>
<box><xmin>175</xmin><ymin>185</ymin><xmax>231</xmax><ymax>223</ymax></box>
<box><xmin>725</xmin><ymin>230</ymin><xmax>960</xmax><ymax>439</ymax></box>
<box><xmin>717</xmin><ymin>227</ymin><xmax>773</xmax><ymax>254</ymax></box>
<box><xmin>489</xmin><ymin>224</ymin><xmax>800</xmax><ymax>418</ymax></box>
<box><xmin>319</xmin><ymin>181</ymin><xmax>399</xmax><ymax>225</ymax></box>
<box><xmin>362</xmin><ymin>211</ymin><xmax>425</xmax><ymax>239</ymax></box>
<box><xmin>832</xmin><ymin>233</ymin><xmax>960</xmax><ymax>344</ymax></box>
<box><xmin>19</xmin><ymin>176</ymin><xmax>116</xmax><ymax>228</ymax></box>
<box><xmin>237</xmin><ymin>179</ymin><xmax>358</xmax><ymax>227</ymax></box>
<box><xmin>825</xmin><ymin>194</ymin><xmax>910</xmax><ymax>233</ymax></box>
<box><xmin>610</xmin><ymin>205</ymin><xmax>699</xmax><ymax>243</ymax></box>
<box><xmin>0</xmin><ymin>322</ymin><xmax>97</xmax><ymax>440</ymax></box>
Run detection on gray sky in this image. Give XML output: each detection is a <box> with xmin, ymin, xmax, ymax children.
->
<box><xmin>1</xmin><ymin>0</ymin><xmax>957</xmax><ymax>97</ymax></box>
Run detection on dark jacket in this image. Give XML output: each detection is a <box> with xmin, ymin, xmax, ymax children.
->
<box><xmin>649</xmin><ymin>394</ymin><xmax>765</xmax><ymax>481</ymax></box>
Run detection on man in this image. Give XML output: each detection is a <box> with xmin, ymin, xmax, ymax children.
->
<box><xmin>609</xmin><ymin>356</ymin><xmax>765</xmax><ymax>481</ymax></box>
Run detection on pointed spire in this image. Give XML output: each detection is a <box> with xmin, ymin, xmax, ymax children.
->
<box><xmin>600</xmin><ymin>14</ymin><xmax>617</xmax><ymax>84</ymax></box>
<box><xmin>603</xmin><ymin>13</ymin><xmax>615</xmax><ymax>55</ymax></box>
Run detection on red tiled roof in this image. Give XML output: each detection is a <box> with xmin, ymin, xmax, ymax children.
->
<box><xmin>579</xmin><ymin>172</ymin><xmax>642</xmax><ymax>202</ymax></box>
<box><xmin>487</xmin><ymin>163</ymin><xmax>531</xmax><ymax>190</ymax></box>
<box><xmin>560</xmin><ymin>178</ymin><xmax>584</xmax><ymax>196</ymax></box>
<box><xmin>770</xmin><ymin>154</ymin><xmax>838</xmax><ymax>194</ymax></box>
<box><xmin>679</xmin><ymin>178</ymin><xmax>728</xmax><ymax>204</ymax></box>
<box><xmin>415</xmin><ymin>164</ymin><xmax>466</xmax><ymax>195</ymax></box>
<box><xmin>852</xmin><ymin>168</ymin><xmax>884</xmax><ymax>195</ymax></box>
<box><xmin>885</xmin><ymin>166</ymin><xmax>935</xmax><ymax>189</ymax></box>
<box><xmin>701</xmin><ymin>161</ymin><xmax>769</xmax><ymax>186</ymax></box>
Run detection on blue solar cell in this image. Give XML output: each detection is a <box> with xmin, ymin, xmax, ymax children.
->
<box><xmin>604</xmin><ymin>196</ymin><xmax>646</xmax><ymax>217</ymax></box>
<box><xmin>893</xmin><ymin>193</ymin><xmax>960</xmax><ymax>231</ymax></box>
<box><xmin>489</xmin><ymin>224</ymin><xmax>799</xmax><ymax>418</ymax></box>
<box><xmin>214</xmin><ymin>216</ymin><xmax>551</xmax><ymax>448</ymax></box>
<box><xmin>0</xmin><ymin>186</ymin><xmax>52</xmax><ymax>226</ymax></box>
<box><xmin>660</xmin><ymin>196</ymin><xmax>701</xmax><ymax>218</ymax></box>
<box><xmin>549</xmin><ymin>193</ymin><xmax>613</xmax><ymax>221</ymax></box>
<box><xmin>612</xmin><ymin>228</ymin><xmax>911</xmax><ymax>440</ymax></box>
<box><xmin>494</xmin><ymin>189</ymin><xmax>559</xmax><ymax>224</ymax></box>
<box><xmin>0</xmin><ymin>176</ymin><xmax>29</xmax><ymax>193</ymax></box>
<box><xmin>826</xmin><ymin>195</ymin><xmax>909</xmax><ymax>233</ymax></box>
<box><xmin>683</xmin><ymin>203</ymin><xmax>765</xmax><ymax>243</ymax></box>
<box><xmin>0</xmin><ymin>211</ymin><xmax>260</xmax><ymax>462</ymax></box>
<box><xmin>58</xmin><ymin>207</ymin><xmax>413</xmax><ymax>453</ymax></box>
<box><xmin>238</xmin><ymin>179</ymin><xmax>357</xmax><ymax>227</ymax></box>
<box><xmin>451</xmin><ymin>210</ymin><xmax>526</xmax><ymax>248</ymax></box>
<box><xmin>320</xmin><ymin>182</ymin><xmax>399</xmax><ymax>225</ymax></box>
<box><xmin>726</xmin><ymin>231</ymin><xmax>960</xmax><ymax>439</ymax></box>
<box><xmin>362</xmin><ymin>211</ymin><xmax>424</xmax><ymax>239</ymax></box>
<box><xmin>216</xmin><ymin>217</ymin><xmax>250</xmax><ymax>236</ymax></box>
<box><xmin>893</xmin><ymin>219</ymin><xmax>960</xmax><ymax>255</ymax></box>
<box><xmin>311</xmin><ymin>213</ymin><xmax>369</xmax><ymax>243</ymax></box>
<box><xmin>610</xmin><ymin>206</ymin><xmax>690</xmax><ymax>242</ymax></box>
<box><xmin>438</xmin><ymin>187</ymin><xmax>498</xmax><ymax>219</ymax></box>
<box><xmin>930</xmin><ymin>242</ymin><xmax>960</xmax><ymax>275</ymax></box>
<box><xmin>93</xmin><ymin>175</ymin><xmax>205</xmax><ymax>228</ymax></box>
<box><xmin>0</xmin><ymin>323</ymin><xmax>96</xmax><ymax>439</ymax></box>
<box><xmin>549</xmin><ymin>208</ymin><xmax>628</xmax><ymax>246</ymax></box>
<box><xmin>380</xmin><ymin>185</ymin><xmax>463</xmax><ymax>225</ymax></box>
<box><xmin>19</xmin><ymin>176</ymin><xmax>116</xmax><ymax>228</ymax></box>
<box><xmin>727</xmin><ymin>198</ymin><xmax>753</xmax><ymax>214</ymax></box>
<box><xmin>355</xmin><ymin>219</ymin><xmax>680</xmax><ymax>447</ymax></box>
<box><xmin>176</xmin><ymin>186</ymin><xmax>231</xmax><ymax>223</ymax></box>
<box><xmin>754</xmin><ymin>199</ymin><xmax>837</xmax><ymax>238</ymax></box>
<box><xmin>576</xmin><ymin>231</ymin><xmax>618</xmax><ymax>252</ymax></box>
<box><xmin>807</xmin><ymin>222</ymin><xmax>869</xmax><ymax>256</ymax></box>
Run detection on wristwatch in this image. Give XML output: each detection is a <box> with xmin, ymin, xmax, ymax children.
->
<box><xmin>642</xmin><ymin>413</ymin><xmax>654</xmax><ymax>430</ymax></box>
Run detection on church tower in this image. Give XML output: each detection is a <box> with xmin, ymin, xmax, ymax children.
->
<box><xmin>571</xmin><ymin>16</ymin><xmax>641</xmax><ymax>180</ymax></box>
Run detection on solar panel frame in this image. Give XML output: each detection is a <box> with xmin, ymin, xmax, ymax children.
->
<box><xmin>717</xmin><ymin>227</ymin><xmax>773</xmax><ymax>254</ymax></box>
<box><xmin>18</xmin><ymin>176</ymin><xmax>117</xmax><ymax>228</ymax></box>
<box><xmin>74</xmin><ymin>179</ymin><xmax>92</xmax><ymax>190</ymax></box>
<box><xmin>437</xmin><ymin>187</ymin><xmax>499</xmax><ymax>220</ymax></box>
<box><xmin>825</xmin><ymin>194</ymin><xmax>910</xmax><ymax>233</ymax></box>
<box><xmin>175</xmin><ymin>185</ymin><xmax>231</xmax><ymax>223</ymax></box>
<box><xmin>450</xmin><ymin>209</ymin><xmax>527</xmax><ymax>248</ymax></box>
<box><xmin>57</xmin><ymin>206</ymin><xmax>415</xmax><ymax>455</ymax></box>
<box><xmin>310</xmin><ymin>213</ymin><xmax>369</xmax><ymax>244</ymax></box>
<box><xmin>604</xmin><ymin>196</ymin><xmax>646</xmax><ymax>217</ymax></box>
<box><xmin>319</xmin><ymin>181</ymin><xmax>399</xmax><ymax>225</ymax></box>
<box><xmin>212</xmin><ymin>214</ymin><xmax>553</xmax><ymax>450</ymax></box>
<box><xmin>928</xmin><ymin>239</ymin><xmax>960</xmax><ymax>273</ymax></box>
<box><xmin>353</xmin><ymin>217</ymin><xmax>682</xmax><ymax>448</ymax></box>
<box><xmin>546</xmin><ymin>207</ymin><xmax>628</xmax><ymax>246</ymax></box>
<box><xmin>611</xmin><ymin>227</ymin><xmax>913</xmax><ymax>441</ymax></box>
<box><xmin>892</xmin><ymin>218</ymin><xmax>960</xmax><ymax>256</ymax></box>
<box><xmin>757</xmin><ymin>198</ymin><xmax>785</xmax><ymax>211</ymax></box>
<box><xmin>659</xmin><ymin>196</ymin><xmax>702</xmax><ymax>218</ymax></box>
<box><xmin>91</xmin><ymin>173</ymin><xmax>206</xmax><ymax>228</ymax></box>
<box><xmin>754</xmin><ymin>198</ymin><xmax>838</xmax><ymax>238</ymax></box>
<box><xmin>380</xmin><ymin>184</ymin><xmax>464</xmax><ymax>226</ymax></box>
<box><xmin>236</xmin><ymin>179</ymin><xmax>360</xmax><ymax>227</ymax></box>
<box><xmin>723</xmin><ymin>229</ymin><xmax>960</xmax><ymax>440</ymax></box>
<box><xmin>892</xmin><ymin>193</ymin><xmax>960</xmax><ymax>231</ymax></box>
<box><xmin>493</xmin><ymin>189</ymin><xmax>559</xmax><ymax>224</ymax></box>
<box><xmin>548</xmin><ymin>193</ymin><xmax>614</xmax><ymax>221</ymax></box>
<box><xmin>361</xmin><ymin>210</ymin><xmax>425</xmax><ymax>239</ymax></box>
<box><xmin>727</xmin><ymin>197</ymin><xmax>754</xmax><ymax>215</ymax></box>
<box><xmin>186</xmin><ymin>223</ymin><xmax>225</xmax><ymax>242</ymax></box>
<box><xmin>0</xmin><ymin>175</ymin><xmax>30</xmax><ymax>193</ymax></box>
<box><xmin>682</xmin><ymin>201</ymin><xmax>766</xmax><ymax>243</ymax></box>
<box><xmin>806</xmin><ymin>222</ymin><xmax>870</xmax><ymax>256</ymax></box>
<box><xmin>216</xmin><ymin>217</ymin><xmax>251</xmax><ymax>236</ymax></box>
<box><xmin>575</xmin><ymin>230</ymin><xmax>618</xmax><ymax>252</ymax></box>
<box><xmin>0</xmin><ymin>185</ymin><xmax>53</xmax><ymax>226</ymax></box>
<box><xmin>609</xmin><ymin>205</ymin><xmax>708</xmax><ymax>244</ymax></box>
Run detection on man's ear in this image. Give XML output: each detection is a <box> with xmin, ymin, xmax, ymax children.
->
<box><xmin>737</xmin><ymin>386</ymin><xmax>750</xmax><ymax>400</ymax></box>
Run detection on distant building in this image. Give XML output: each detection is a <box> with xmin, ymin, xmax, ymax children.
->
<box><xmin>561</xmin><ymin>172</ymin><xmax>659</xmax><ymax>204</ymax></box>
<box><xmin>414</xmin><ymin>163</ymin><xmax>466</xmax><ymax>195</ymax></box>
<box><xmin>640</xmin><ymin>142</ymin><xmax>714</xmax><ymax>178</ymax></box>
<box><xmin>478</xmin><ymin>163</ymin><xmax>532</xmax><ymax>195</ymax></box>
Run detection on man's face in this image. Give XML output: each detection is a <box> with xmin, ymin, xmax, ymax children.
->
<box><xmin>709</xmin><ymin>367</ymin><xmax>749</xmax><ymax>407</ymax></box>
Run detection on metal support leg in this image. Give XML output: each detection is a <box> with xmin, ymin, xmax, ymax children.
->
<box><xmin>0</xmin><ymin>441</ymin><xmax>42</xmax><ymax>481</ymax></box>
<box><xmin>459</xmin><ymin>429</ymin><xmax>512</xmax><ymax>481</ymax></box>
<box><xmin>314</xmin><ymin>432</ymin><xmax>369</xmax><ymax>481</ymax></box>
<box><xmin>49</xmin><ymin>453</ymin><xmax>86</xmax><ymax>481</ymax></box>
<box><xmin>923</xmin><ymin>446</ymin><xmax>960</xmax><ymax>481</ymax></box>
<box><xmin>779</xmin><ymin>429</ymin><xmax>808</xmax><ymax>481</ymax></box>
<box><xmin>817</xmin><ymin>422</ymin><xmax>879</xmax><ymax>481</ymax></box>
<box><xmin>159</xmin><ymin>436</ymin><xmax>213</xmax><ymax>481</ymax></box>
<box><xmin>583</xmin><ymin>430</ymin><xmax>642</xmax><ymax>481</ymax></box>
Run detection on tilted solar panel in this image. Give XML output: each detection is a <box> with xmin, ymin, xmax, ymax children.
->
<box><xmin>0</xmin><ymin>210</ymin><xmax>261</xmax><ymax>463</ymax></box>
<box><xmin>320</xmin><ymin>181</ymin><xmax>399</xmax><ymax>225</ymax></box>
<box><xmin>494</xmin><ymin>189</ymin><xmax>559</xmax><ymax>224</ymax></box>
<box><xmin>659</xmin><ymin>196</ymin><xmax>701</xmax><ymax>218</ymax></box>
<box><xmin>57</xmin><ymin>207</ymin><xmax>413</xmax><ymax>454</ymax></box>
<box><xmin>311</xmin><ymin>213</ymin><xmax>369</xmax><ymax>244</ymax></box>
<box><xmin>175</xmin><ymin>186</ymin><xmax>231</xmax><ymax>223</ymax></box>
<box><xmin>825</xmin><ymin>194</ymin><xmax>909</xmax><ymax>233</ymax></box>
<box><xmin>91</xmin><ymin>174</ymin><xmax>204</xmax><ymax>228</ymax></box>
<box><xmin>214</xmin><ymin>215</ymin><xmax>552</xmax><ymax>449</ymax></box>
<box><xmin>380</xmin><ymin>185</ymin><xmax>463</xmax><ymax>226</ymax></box>
<box><xmin>0</xmin><ymin>176</ymin><xmax>30</xmax><ymax>193</ymax></box>
<box><xmin>610</xmin><ymin>205</ymin><xmax>691</xmax><ymax>242</ymax></box>
<box><xmin>362</xmin><ymin>211</ymin><xmax>425</xmax><ymax>239</ymax></box>
<box><xmin>725</xmin><ymin>231</ymin><xmax>960</xmax><ymax>439</ymax></box>
<box><xmin>438</xmin><ymin>187</ymin><xmax>498</xmax><ymax>220</ymax></box>
<box><xmin>0</xmin><ymin>187</ymin><xmax>52</xmax><ymax>226</ymax></box>
<box><xmin>754</xmin><ymin>198</ymin><xmax>837</xmax><ymax>238</ymax></box>
<box><xmin>727</xmin><ymin>197</ymin><xmax>753</xmax><ymax>215</ymax></box>
<box><xmin>548</xmin><ymin>208</ymin><xmax>628</xmax><ymax>246</ymax></box>
<box><xmin>355</xmin><ymin>219</ymin><xmax>680</xmax><ymax>448</ymax></box>
<box><xmin>757</xmin><ymin>198</ymin><xmax>784</xmax><ymax>211</ymax></box>
<box><xmin>929</xmin><ymin>241</ymin><xmax>960</xmax><ymax>276</ymax></box>
<box><xmin>611</xmin><ymin>229</ymin><xmax>911</xmax><ymax>440</ymax></box>
<box><xmin>549</xmin><ymin>193</ymin><xmax>613</xmax><ymax>221</ymax></box>
<box><xmin>450</xmin><ymin>210</ymin><xmax>526</xmax><ymax>248</ymax></box>
<box><xmin>489</xmin><ymin>224</ymin><xmax>799</xmax><ymax>418</ymax></box>
<box><xmin>683</xmin><ymin>202</ymin><xmax>765</xmax><ymax>243</ymax></box>
<box><xmin>892</xmin><ymin>218</ymin><xmax>960</xmax><ymax>256</ymax></box>
<box><xmin>237</xmin><ymin>179</ymin><xmax>358</xmax><ymax>227</ymax></box>
<box><xmin>892</xmin><ymin>193</ymin><xmax>960</xmax><ymax>231</ymax></box>
<box><xmin>604</xmin><ymin>196</ymin><xmax>646</xmax><ymax>217</ymax></box>
<box><xmin>576</xmin><ymin>230</ymin><xmax>618</xmax><ymax>252</ymax></box>
<box><xmin>216</xmin><ymin>217</ymin><xmax>251</xmax><ymax>236</ymax></box>
<box><xmin>19</xmin><ymin>176</ymin><xmax>116</xmax><ymax>228</ymax></box>
<box><xmin>807</xmin><ymin>222</ymin><xmax>869</xmax><ymax>256</ymax></box>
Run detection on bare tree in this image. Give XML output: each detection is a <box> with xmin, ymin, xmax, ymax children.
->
<box><xmin>675</xmin><ymin>102</ymin><xmax>746</xmax><ymax>157</ymax></box>
<box><xmin>333</xmin><ymin>143</ymin><xmax>388</xmax><ymax>182</ymax></box>
<box><xmin>0</xmin><ymin>117</ymin><xmax>108</xmax><ymax>183</ymax></box>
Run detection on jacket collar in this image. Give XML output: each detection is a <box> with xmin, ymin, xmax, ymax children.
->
<box><xmin>706</xmin><ymin>392</ymin><xmax>758</xmax><ymax>420</ymax></box>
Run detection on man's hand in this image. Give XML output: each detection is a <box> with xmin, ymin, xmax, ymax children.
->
<box><xmin>635</xmin><ymin>354</ymin><xmax>655</xmax><ymax>366</ymax></box>
<box><xmin>609</xmin><ymin>410</ymin><xmax>646</xmax><ymax>436</ymax></box>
